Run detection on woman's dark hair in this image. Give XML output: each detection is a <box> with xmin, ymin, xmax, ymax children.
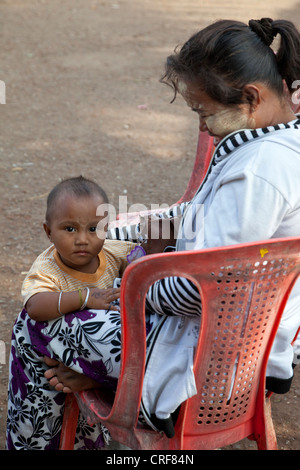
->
<box><xmin>46</xmin><ymin>175</ymin><xmax>109</xmax><ymax>223</ymax></box>
<box><xmin>161</xmin><ymin>18</ymin><xmax>300</xmax><ymax>105</ymax></box>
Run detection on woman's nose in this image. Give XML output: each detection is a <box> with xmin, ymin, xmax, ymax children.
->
<box><xmin>199</xmin><ymin>117</ymin><xmax>208</xmax><ymax>133</ymax></box>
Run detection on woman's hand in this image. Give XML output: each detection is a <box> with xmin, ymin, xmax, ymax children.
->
<box><xmin>140</xmin><ymin>215</ymin><xmax>180</xmax><ymax>254</ymax></box>
<box><xmin>87</xmin><ymin>287</ymin><xmax>121</xmax><ymax>311</ymax></box>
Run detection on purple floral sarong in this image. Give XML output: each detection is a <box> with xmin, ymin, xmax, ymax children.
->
<box><xmin>6</xmin><ymin>306</ymin><xmax>158</xmax><ymax>450</ymax></box>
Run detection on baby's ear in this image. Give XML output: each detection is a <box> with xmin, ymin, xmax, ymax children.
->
<box><xmin>43</xmin><ymin>222</ymin><xmax>52</xmax><ymax>241</ymax></box>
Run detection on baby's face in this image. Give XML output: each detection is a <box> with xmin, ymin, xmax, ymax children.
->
<box><xmin>44</xmin><ymin>193</ymin><xmax>108</xmax><ymax>273</ymax></box>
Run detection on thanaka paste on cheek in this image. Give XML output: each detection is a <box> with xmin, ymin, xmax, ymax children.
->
<box><xmin>205</xmin><ymin>108</ymin><xmax>253</xmax><ymax>138</ymax></box>
<box><xmin>178</xmin><ymin>80</ymin><xmax>254</xmax><ymax>138</ymax></box>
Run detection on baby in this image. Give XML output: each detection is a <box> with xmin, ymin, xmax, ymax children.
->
<box><xmin>23</xmin><ymin>175</ymin><xmax>129</xmax><ymax>321</ymax></box>
<box><xmin>6</xmin><ymin>176</ymin><xmax>136</xmax><ymax>450</ymax></box>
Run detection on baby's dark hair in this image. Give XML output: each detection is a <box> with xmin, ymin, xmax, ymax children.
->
<box><xmin>161</xmin><ymin>18</ymin><xmax>300</xmax><ymax>105</ymax></box>
<box><xmin>45</xmin><ymin>175</ymin><xmax>109</xmax><ymax>223</ymax></box>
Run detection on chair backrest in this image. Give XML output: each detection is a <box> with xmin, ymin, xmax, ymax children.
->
<box><xmin>176</xmin><ymin>131</ymin><xmax>214</xmax><ymax>204</ymax></box>
<box><xmin>178</xmin><ymin>238</ymin><xmax>300</xmax><ymax>448</ymax></box>
<box><xmin>85</xmin><ymin>237</ymin><xmax>300</xmax><ymax>449</ymax></box>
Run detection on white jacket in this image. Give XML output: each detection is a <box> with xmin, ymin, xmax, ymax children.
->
<box><xmin>141</xmin><ymin>120</ymin><xmax>300</xmax><ymax>434</ymax></box>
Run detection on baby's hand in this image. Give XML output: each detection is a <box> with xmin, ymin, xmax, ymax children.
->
<box><xmin>88</xmin><ymin>287</ymin><xmax>121</xmax><ymax>311</ymax></box>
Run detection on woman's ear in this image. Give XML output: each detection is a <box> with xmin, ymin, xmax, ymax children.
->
<box><xmin>43</xmin><ymin>222</ymin><xmax>52</xmax><ymax>242</ymax></box>
<box><xmin>242</xmin><ymin>84</ymin><xmax>261</xmax><ymax>112</ymax></box>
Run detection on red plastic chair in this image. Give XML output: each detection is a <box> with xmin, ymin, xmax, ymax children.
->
<box><xmin>60</xmin><ymin>236</ymin><xmax>300</xmax><ymax>450</ymax></box>
<box><xmin>176</xmin><ymin>129</ymin><xmax>214</xmax><ymax>204</ymax></box>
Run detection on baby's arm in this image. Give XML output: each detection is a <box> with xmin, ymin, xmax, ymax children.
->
<box><xmin>26</xmin><ymin>287</ymin><xmax>120</xmax><ymax>322</ymax></box>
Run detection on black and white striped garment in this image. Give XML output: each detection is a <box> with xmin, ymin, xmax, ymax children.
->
<box><xmin>109</xmin><ymin>118</ymin><xmax>300</xmax><ymax>319</ymax></box>
<box><xmin>107</xmin><ymin>202</ymin><xmax>202</xmax><ymax>317</ymax></box>
<box><xmin>106</xmin><ymin>201</ymin><xmax>189</xmax><ymax>242</ymax></box>
<box><xmin>214</xmin><ymin>119</ymin><xmax>300</xmax><ymax>164</ymax></box>
<box><xmin>145</xmin><ymin>275</ymin><xmax>202</xmax><ymax>317</ymax></box>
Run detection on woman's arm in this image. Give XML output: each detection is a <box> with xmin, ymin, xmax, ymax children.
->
<box><xmin>26</xmin><ymin>287</ymin><xmax>121</xmax><ymax>322</ymax></box>
<box><xmin>106</xmin><ymin>202</ymin><xmax>188</xmax><ymax>242</ymax></box>
<box><xmin>146</xmin><ymin>276</ymin><xmax>202</xmax><ymax>317</ymax></box>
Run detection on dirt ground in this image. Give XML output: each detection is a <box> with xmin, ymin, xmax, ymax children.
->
<box><xmin>0</xmin><ymin>0</ymin><xmax>300</xmax><ymax>451</ymax></box>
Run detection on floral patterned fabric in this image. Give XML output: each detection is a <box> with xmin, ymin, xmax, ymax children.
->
<box><xmin>6</xmin><ymin>306</ymin><xmax>159</xmax><ymax>450</ymax></box>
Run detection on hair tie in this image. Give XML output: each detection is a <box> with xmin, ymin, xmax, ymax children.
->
<box><xmin>249</xmin><ymin>18</ymin><xmax>277</xmax><ymax>46</ymax></box>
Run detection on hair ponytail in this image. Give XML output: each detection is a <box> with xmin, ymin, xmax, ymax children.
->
<box><xmin>161</xmin><ymin>18</ymin><xmax>300</xmax><ymax>105</ymax></box>
<box><xmin>248</xmin><ymin>18</ymin><xmax>277</xmax><ymax>46</ymax></box>
<box><xmin>272</xmin><ymin>19</ymin><xmax>300</xmax><ymax>93</ymax></box>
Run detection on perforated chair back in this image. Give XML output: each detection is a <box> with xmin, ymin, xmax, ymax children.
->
<box><xmin>60</xmin><ymin>237</ymin><xmax>300</xmax><ymax>450</ymax></box>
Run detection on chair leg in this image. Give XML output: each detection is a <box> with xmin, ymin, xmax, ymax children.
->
<box><xmin>59</xmin><ymin>394</ymin><xmax>80</xmax><ymax>450</ymax></box>
<box><xmin>256</xmin><ymin>396</ymin><xmax>278</xmax><ymax>450</ymax></box>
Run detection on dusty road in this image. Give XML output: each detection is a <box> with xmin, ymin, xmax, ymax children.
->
<box><xmin>0</xmin><ymin>0</ymin><xmax>300</xmax><ymax>450</ymax></box>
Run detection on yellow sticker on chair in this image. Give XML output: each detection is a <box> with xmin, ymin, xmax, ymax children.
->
<box><xmin>260</xmin><ymin>248</ymin><xmax>269</xmax><ymax>258</ymax></box>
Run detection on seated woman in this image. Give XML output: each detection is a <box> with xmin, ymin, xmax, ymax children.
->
<box><xmin>7</xmin><ymin>17</ymin><xmax>300</xmax><ymax>450</ymax></box>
